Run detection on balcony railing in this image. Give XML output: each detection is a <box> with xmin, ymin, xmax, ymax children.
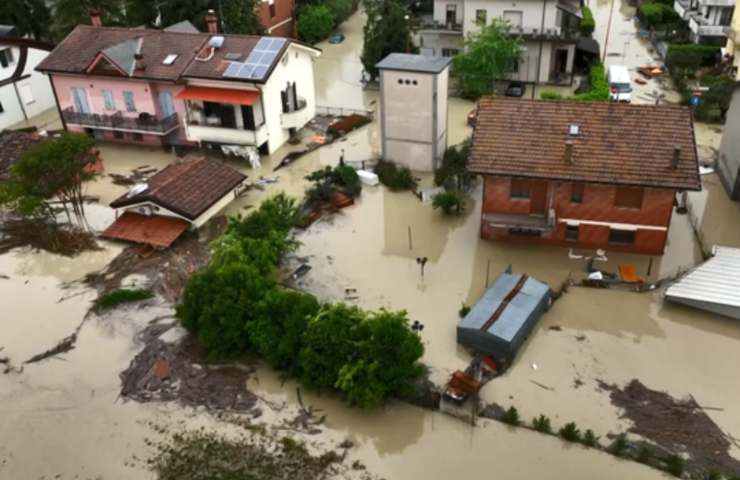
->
<box><xmin>185</xmin><ymin>122</ymin><xmax>269</xmax><ymax>146</ymax></box>
<box><xmin>689</xmin><ymin>16</ymin><xmax>730</xmax><ymax>37</ymax></box>
<box><xmin>673</xmin><ymin>0</ymin><xmax>694</xmax><ymax>19</ymax></box>
<box><xmin>63</xmin><ymin>108</ymin><xmax>179</xmax><ymax>135</ymax></box>
<box><xmin>417</xmin><ymin>20</ymin><xmax>463</xmax><ymax>32</ymax></box>
<box><xmin>281</xmin><ymin>97</ymin><xmax>310</xmax><ymax>130</ymax></box>
<box><xmin>482</xmin><ymin>208</ymin><xmax>557</xmax><ymax>232</ymax></box>
<box><xmin>510</xmin><ymin>25</ymin><xmax>580</xmax><ymax>41</ymax></box>
<box><xmin>699</xmin><ymin>0</ymin><xmax>735</xmax><ymax>7</ymax></box>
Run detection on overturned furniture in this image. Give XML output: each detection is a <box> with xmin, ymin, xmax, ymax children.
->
<box><xmin>665</xmin><ymin>246</ymin><xmax>740</xmax><ymax>320</ymax></box>
<box><xmin>103</xmin><ymin>157</ymin><xmax>247</xmax><ymax>248</ymax></box>
<box><xmin>457</xmin><ymin>270</ymin><xmax>551</xmax><ymax>365</ymax></box>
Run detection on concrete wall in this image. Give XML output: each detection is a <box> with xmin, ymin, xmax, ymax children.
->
<box><xmin>0</xmin><ymin>47</ymin><xmax>56</xmax><ymax>129</ymax></box>
<box><xmin>480</xmin><ymin>176</ymin><xmax>676</xmax><ymax>254</ymax></box>
<box><xmin>717</xmin><ymin>88</ymin><xmax>740</xmax><ymax>200</ymax></box>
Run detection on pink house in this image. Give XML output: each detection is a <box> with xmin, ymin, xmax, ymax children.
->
<box><xmin>35</xmin><ymin>11</ymin><xmax>320</xmax><ymax>153</ymax></box>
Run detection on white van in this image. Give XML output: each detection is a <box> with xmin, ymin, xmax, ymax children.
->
<box><xmin>607</xmin><ymin>65</ymin><xmax>632</xmax><ymax>103</ymax></box>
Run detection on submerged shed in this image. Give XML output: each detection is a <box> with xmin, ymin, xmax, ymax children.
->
<box><xmin>665</xmin><ymin>246</ymin><xmax>740</xmax><ymax>320</ymax></box>
<box><xmin>457</xmin><ymin>270</ymin><xmax>551</xmax><ymax>363</ymax></box>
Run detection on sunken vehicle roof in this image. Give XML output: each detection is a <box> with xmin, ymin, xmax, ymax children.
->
<box><xmin>376</xmin><ymin>53</ymin><xmax>452</xmax><ymax>74</ymax></box>
<box><xmin>469</xmin><ymin>97</ymin><xmax>702</xmax><ymax>191</ymax></box>
<box><xmin>36</xmin><ymin>25</ymin><xmax>317</xmax><ymax>83</ymax></box>
<box><xmin>110</xmin><ymin>158</ymin><xmax>246</xmax><ymax>221</ymax></box>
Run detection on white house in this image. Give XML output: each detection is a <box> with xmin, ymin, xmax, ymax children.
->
<box><xmin>0</xmin><ymin>26</ymin><xmax>56</xmax><ymax>130</ymax></box>
<box><xmin>673</xmin><ymin>0</ymin><xmax>734</xmax><ymax>45</ymax></box>
<box><xmin>416</xmin><ymin>0</ymin><xmax>582</xmax><ymax>85</ymax></box>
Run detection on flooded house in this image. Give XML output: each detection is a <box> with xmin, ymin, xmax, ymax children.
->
<box><xmin>102</xmin><ymin>157</ymin><xmax>246</xmax><ymax>248</ymax></box>
<box><xmin>415</xmin><ymin>0</ymin><xmax>583</xmax><ymax>85</ymax></box>
<box><xmin>35</xmin><ymin>10</ymin><xmax>320</xmax><ymax>155</ymax></box>
<box><xmin>469</xmin><ymin>98</ymin><xmax>701</xmax><ymax>255</ymax></box>
<box><xmin>377</xmin><ymin>53</ymin><xmax>451</xmax><ymax>172</ymax></box>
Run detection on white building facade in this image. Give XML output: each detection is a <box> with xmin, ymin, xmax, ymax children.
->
<box><xmin>416</xmin><ymin>0</ymin><xmax>582</xmax><ymax>84</ymax></box>
<box><xmin>0</xmin><ymin>42</ymin><xmax>56</xmax><ymax>130</ymax></box>
<box><xmin>673</xmin><ymin>0</ymin><xmax>735</xmax><ymax>45</ymax></box>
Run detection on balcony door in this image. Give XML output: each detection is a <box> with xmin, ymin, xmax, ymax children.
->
<box><xmin>71</xmin><ymin>87</ymin><xmax>90</xmax><ymax>114</ymax></box>
<box><xmin>158</xmin><ymin>91</ymin><xmax>175</xmax><ymax>117</ymax></box>
<box><xmin>529</xmin><ymin>180</ymin><xmax>548</xmax><ymax>215</ymax></box>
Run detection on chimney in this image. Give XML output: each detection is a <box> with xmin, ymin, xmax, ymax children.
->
<box><xmin>672</xmin><ymin>145</ymin><xmax>682</xmax><ymax>169</ymax></box>
<box><xmin>90</xmin><ymin>8</ymin><xmax>102</xmax><ymax>27</ymax></box>
<box><xmin>134</xmin><ymin>38</ymin><xmax>145</xmax><ymax>70</ymax></box>
<box><xmin>205</xmin><ymin>9</ymin><xmax>218</xmax><ymax>34</ymax></box>
<box><xmin>564</xmin><ymin>140</ymin><xmax>574</xmax><ymax>165</ymax></box>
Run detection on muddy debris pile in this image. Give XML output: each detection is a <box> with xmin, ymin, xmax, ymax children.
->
<box><xmin>0</xmin><ymin>214</ymin><xmax>98</xmax><ymax>256</ymax></box>
<box><xmin>109</xmin><ymin>165</ymin><xmax>158</xmax><ymax>186</ymax></box>
<box><xmin>120</xmin><ymin>321</ymin><xmax>258</xmax><ymax>412</ymax></box>
<box><xmin>600</xmin><ymin>379</ymin><xmax>740</xmax><ymax>476</ymax></box>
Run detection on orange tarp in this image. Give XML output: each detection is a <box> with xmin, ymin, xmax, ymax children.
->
<box><xmin>618</xmin><ymin>264</ymin><xmax>643</xmax><ymax>283</ymax></box>
<box><xmin>448</xmin><ymin>370</ymin><xmax>482</xmax><ymax>395</ymax></box>
<box><xmin>176</xmin><ymin>86</ymin><xmax>259</xmax><ymax>106</ymax></box>
<box><xmin>102</xmin><ymin>212</ymin><xmax>189</xmax><ymax>248</ymax></box>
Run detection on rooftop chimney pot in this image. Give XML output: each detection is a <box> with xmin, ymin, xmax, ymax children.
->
<box><xmin>90</xmin><ymin>9</ymin><xmax>102</xmax><ymax>27</ymax></box>
<box><xmin>205</xmin><ymin>9</ymin><xmax>218</xmax><ymax>34</ymax></box>
<box><xmin>672</xmin><ymin>145</ymin><xmax>682</xmax><ymax>169</ymax></box>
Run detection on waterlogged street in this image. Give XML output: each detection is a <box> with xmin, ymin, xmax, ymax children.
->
<box><xmin>2</xmin><ymin>4</ymin><xmax>740</xmax><ymax>480</ymax></box>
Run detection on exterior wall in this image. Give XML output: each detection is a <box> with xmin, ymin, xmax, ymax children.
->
<box><xmin>463</xmin><ymin>0</ymin><xmax>561</xmax><ymax>34</ymax></box>
<box><xmin>259</xmin><ymin>0</ymin><xmax>296</xmax><ymax>37</ymax></box>
<box><xmin>434</xmin><ymin>0</ymin><xmax>465</xmax><ymax>25</ymax></box>
<box><xmin>417</xmin><ymin>32</ymin><xmax>464</xmax><ymax>56</ymax></box>
<box><xmin>480</xmin><ymin>176</ymin><xmax>676</xmax><ymax>254</ymax></box>
<box><xmin>261</xmin><ymin>44</ymin><xmax>317</xmax><ymax>154</ymax></box>
<box><xmin>380</xmin><ymin>68</ymin><xmax>442</xmax><ymax>172</ymax></box>
<box><xmin>717</xmin><ymin>88</ymin><xmax>740</xmax><ymax>200</ymax></box>
<box><xmin>0</xmin><ymin>46</ymin><xmax>56</xmax><ymax>130</ymax></box>
<box><xmin>435</xmin><ymin>68</ymin><xmax>449</xmax><ymax>161</ymax></box>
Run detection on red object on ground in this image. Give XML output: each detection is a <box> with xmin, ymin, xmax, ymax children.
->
<box><xmin>176</xmin><ymin>86</ymin><xmax>260</xmax><ymax>106</ymax></box>
<box><xmin>448</xmin><ymin>370</ymin><xmax>482</xmax><ymax>395</ymax></box>
<box><xmin>102</xmin><ymin>212</ymin><xmax>190</xmax><ymax>248</ymax></box>
<box><xmin>84</xmin><ymin>157</ymin><xmax>105</xmax><ymax>175</ymax></box>
<box><xmin>153</xmin><ymin>357</ymin><xmax>170</xmax><ymax>381</ymax></box>
<box><xmin>330</xmin><ymin>192</ymin><xmax>354</xmax><ymax>209</ymax></box>
<box><xmin>482</xmin><ymin>356</ymin><xmax>498</xmax><ymax>372</ymax></box>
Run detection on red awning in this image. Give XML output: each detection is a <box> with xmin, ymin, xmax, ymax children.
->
<box><xmin>176</xmin><ymin>86</ymin><xmax>259</xmax><ymax>106</ymax></box>
<box><xmin>102</xmin><ymin>212</ymin><xmax>190</xmax><ymax>249</ymax></box>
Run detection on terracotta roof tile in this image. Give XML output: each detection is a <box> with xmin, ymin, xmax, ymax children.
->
<box><xmin>469</xmin><ymin>98</ymin><xmax>701</xmax><ymax>191</ymax></box>
<box><xmin>102</xmin><ymin>211</ymin><xmax>189</xmax><ymax>248</ymax></box>
<box><xmin>110</xmin><ymin>157</ymin><xmax>246</xmax><ymax>221</ymax></box>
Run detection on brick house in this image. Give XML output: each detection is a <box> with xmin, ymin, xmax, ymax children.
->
<box><xmin>469</xmin><ymin>98</ymin><xmax>701</xmax><ymax>255</ymax></box>
<box><xmin>258</xmin><ymin>0</ymin><xmax>296</xmax><ymax>37</ymax></box>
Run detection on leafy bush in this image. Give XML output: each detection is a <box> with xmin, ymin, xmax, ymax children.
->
<box><xmin>637</xmin><ymin>445</ymin><xmax>653</xmax><ymax>464</ymax></box>
<box><xmin>532</xmin><ymin>414</ymin><xmax>552</xmax><ymax>433</ymax></box>
<box><xmin>502</xmin><ymin>406</ymin><xmax>520</xmax><ymax>425</ymax></box>
<box><xmin>582</xmin><ymin>429</ymin><xmax>599</xmax><ymax>447</ymax></box>
<box><xmin>692</xmin><ymin>74</ymin><xmax>734</xmax><ymax>122</ymax></box>
<box><xmin>434</xmin><ymin>140</ymin><xmax>473</xmax><ymax>191</ymax></box>
<box><xmin>374</xmin><ymin>159</ymin><xmax>418</xmax><ymax>191</ymax></box>
<box><xmin>325</xmin><ymin>0</ymin><xmax>353</xmax><ymax>25</ymax></box>
<box><xmin>705</xmin><ymin>470</ymin><xmax>722</xmax><ymax>480</ymax></box>
<box><xmin>665</xmin><ymin>454</ymin><xmax>685</xmax><ymax>477</ymax></box>
<box><xmin>432</xmin><ymin>191</ymin><xmax>465</xmax><ymax>215</ymax></box>
<box><xmin>540</xmin><ymin>91</ymin><xmax>564</xmax><ymax>100</ymax></box>
<box><xmin>580</xmin><ymin>6</ymin><xmax>595</xmax><ymax>36</ymax></box>
<box><xmin>304</xmin><ymin>165</ymin><xmax>362</xmax><ymax>207</ymax></box>
<box><xmin>458</xmin><ymin>303</ymin><xmax>471</xmax><ymax>318</ymax></box>
<box><xmin>666</xmin><ymin>43</ymin><xmax>721</xmax><ymax>72</ymax></box>
<box><xmin>573</xmin><ymin>63</ymin><xmax>609</xmax><ymax>102</ymax></box>
<box><xmin>97</xmin><ymin>288</ymin><xmax>153</xmax><ymax>308</ymax></box>
<box><xmin>609</xmin><ymin>433</ymin><xmax>629</xmax><ymax>457</ymax></box>
<box><xmin>332</xmin><ymin>165</ymin><xmax>362</xmax><ymax>196</ymax></box>
<box><xmin>638</xmin><ymin>2</ymin><xmax>680</xmax><ymax>29</ymax></box>
<box><xmin>559</xmin><ymin>422</ymin><xmax>581</xmax><ymax>442</ymax></box>
<box><xmin>297</xmin><ymin>4</ymin><xmax>335</xmax><ymax>44</ymax></box>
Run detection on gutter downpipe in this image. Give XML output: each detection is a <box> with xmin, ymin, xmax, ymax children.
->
<box><xmin>534</xmin><ymin>0</ymin><xmax>548</xmax><ymax>99</ymax></box>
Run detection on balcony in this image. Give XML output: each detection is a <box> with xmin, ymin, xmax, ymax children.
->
<box><xmin>62</xmin><ymin>108</ymin><xmax>179</xmax><ymax>135</ymax></box>
<box><xmin>674</xmin><ymin>0</ymin><xmax>694</xmax><ymax>19</ymax></box>
<box><xmin>510</xmin><ymin>26</ymin><xmax>580</xmax><ymax>42</ymax></box>
<box><xmin>689</xmin><ymin>15</ymin><xmax>730</xmax><ymax>38</ymax></box>
<box><xmin>185</xmin><ymin>122</ymin><xmax>268</xmax><ymax>146</ymax></box>
<box><xmin>280</xmin><ymin>98</ymin><xmax>311</xmax><ymax>130</ymax></box>
<box><xmin>417</xmin><ymin>18</ymin><xmax>463</xmax><ymax>34</ymax></box>
<box><xmin>699</xmin><ymin>0</ymin><xmax>735</xmax><ymax>7</ymax></box>
<box><xmin>482</xmin><ymin>209</ymin><xmax>557</xmax><ymax>232</ymax></box>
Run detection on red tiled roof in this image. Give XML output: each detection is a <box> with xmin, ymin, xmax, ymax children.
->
<box><xmin>110</xmin><ymin>157</ymin><xmax>246</xmax><ymax>221</ymax></box>
<box><xmin>469</xmin><ymin>98</ymin><xmax>701</xmax><ymax>191</ymax></box>
<box><xmin>102</xmin><ymin>212</ymin><xmax>189</xmax><ymax>248</ymax></box>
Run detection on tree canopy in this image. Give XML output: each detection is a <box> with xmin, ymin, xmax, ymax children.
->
<box><xmin>452</xmin><ymin>19</ymin><xmax>522</xmax><ymax>99</ymax></box>
<box><xmin>297</xmin><ymin>4</ymin><xmax>335</xmax><ymax>44</ymax></box>
<box><xmin>361</xmin><ymin>0</ymin><xmax>412</xmax><ymax>80</ymax></box>
<box><xmin>0</xmin><ymin>0</ymin><xmax>51</xmax><ymax>40</ymax></box>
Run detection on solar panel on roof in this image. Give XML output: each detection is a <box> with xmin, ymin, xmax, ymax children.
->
<box><xmin>222</xmin><ymin>37</ymin><xmax>287</xmax><ymax>81</ymax></box>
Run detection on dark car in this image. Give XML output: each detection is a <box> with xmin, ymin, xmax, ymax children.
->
<box><xmin>505</xmin><ymin>81</ymin><xmax>526</xmax><ymax>97</ymax></box>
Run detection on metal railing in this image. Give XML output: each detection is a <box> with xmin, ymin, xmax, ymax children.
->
<box><xmin>315</xmin><ymin>105</ymin><xmax>375</xmax><ymax>118</ymax></box>
<box><xmin>62</xmin><ymin>108</ymin><xmax>179</xmax><ymax>134</ymax></box>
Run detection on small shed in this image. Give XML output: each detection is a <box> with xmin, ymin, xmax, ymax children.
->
<box><xmin>376</xmin><ymin>53</ymin><xmax>451</xmax><ymax>172</ymax></box>
<box><xmin>457</xmin><ymin>270</ymin><xmax>551</xmax><ymax>363</ymax></box>
<box><xmin>665</xmin><ymin>246</ymin><xmax>740</xmax><ymax>320</ymax></box>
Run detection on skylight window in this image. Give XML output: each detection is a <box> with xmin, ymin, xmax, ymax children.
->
<box><xmin>568</xmin><ymin>124</ymin><xmax>580</xmax><ymax>136</ymax></box>
<box><xmin>162</xmin><ymin>54</ymin><xmax>178</xmax><ymax>65</ymax></box>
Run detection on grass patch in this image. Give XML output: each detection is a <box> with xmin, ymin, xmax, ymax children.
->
<box><xmin>97</xmin><ymin>288</ymin><xmax>154</xmax><ymax>308</ymax></box>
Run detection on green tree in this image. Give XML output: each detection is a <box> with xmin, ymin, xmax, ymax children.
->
<box><xmin>49</xmin><ymin>0</ymin><xmax>124</xmax><ymax>41</ymax></box>
<box><xmin>0</xmin><ymin>0</ymin><xmax>51</xmax><ymax>40</ymax></box>
<box><xmin>0</xmin><ymin>132</ymin><xmax>96</xmax><ymax>226</ymax></box>
<box><xmin>220</xmin><ymin>0</ymin><xmax>264</xmax><ymax>34</ymax></box>
<box><xmin>297</xmin><ymin>3</ymin><xmax>335</xmax><ymax>44</ymax></box>
<box><xmin>335</xmin><ymin>309</ymin><xmax>424</xmax><ymax>406</ymax></box>
<box><xmin>248</xmin><ymin>289</ymin><xmax>320</xmax><ymax>375</ymax></box>
<box><xmin>299</xmin><ymin>303</ymin><xmax>365</xmax><ymax>390</ymax></box>
<box><xmin>434</xmin><ymin>139</ymin><xmax>473</xmax><ymax>191</ymax></box>
<box><xmin>361</xmin><ymin>0</ymin><xmax>412</xmax><ymax>80</ymax></box>
<box><xmin>326</xmin><ymin>0</ymin><xmax>353</xmax><ymax>25</ymax></box>
<box><xmin>121</xmin><ymin>0</ymin><xmax>159</xmax><ymax>27</ymax></box>
<box><xmin>432</xmin><ymin>191</ymin><xmax>465</xmax><ymax>215</ymax></box>
<box><xmin>452</xmin><ymin>18</ymin><xmax>522</xmax><ymax>99</ymax></box>
<box><xmin>157</xmin><ymin>0</ymin><xmax>210</xmax><ymax>29</ymax></box>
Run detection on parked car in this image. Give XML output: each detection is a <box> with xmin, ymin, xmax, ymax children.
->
<box><xmin>607</xmin><ymin>65</ymin><xmax>632</xmax><ymax>103</ymax></box>
<box><xmin>505</xmin><ymin>81</ymin><xmax>526</xmax><ymax>97</ymax></box>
